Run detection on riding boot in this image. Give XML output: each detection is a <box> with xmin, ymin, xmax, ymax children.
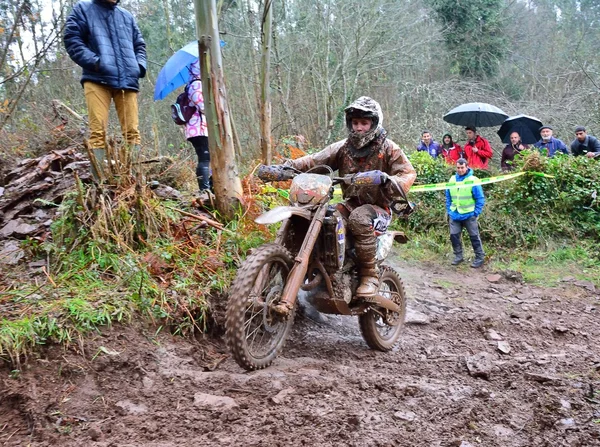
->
<box><xmin>450</xmin><ymin>233</ymin><xmax>464</xmax><ymax>265</ymax></box>
<box><xmin>356</xmin><ymin>262</ymin><xmax>380</xmax><ymax>297</ymax></box>
<box><xmin>354</xmin><ymin>241</ymin><xmax>379</xmax><ymax>297</ymax></box>
<box><xmin>470</xmin><ymin>235</ymin><xmax>485</xmax><ymax>268</ymax></box>
<box><xmin>91</xmin><ymin>148</ymin><xmax>106</xmax><ymax>182</ymax></box>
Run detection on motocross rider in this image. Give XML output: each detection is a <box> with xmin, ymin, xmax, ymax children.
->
<box><xmin>283</xmin><ymin>96</ymin><xmax>416</xmax><ymax>297</ymax></box>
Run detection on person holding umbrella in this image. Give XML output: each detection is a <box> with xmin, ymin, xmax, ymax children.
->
<box><xmin>183</xmin><ymin>60</ymin><xmax>211</xmax><ymax>195</ymax></box>
<box><xmin>464</xmin><ymin>126</ymin><xmax>493</xmax><ymax>170</ymax></box>
<box><xmin>153</xmin><ymin>42</ymin><xmax>215</xmax><ymax>195</ymax></box>
<box><xmin>501</xmin><ymin>131</ymin><xmax>528</xmax><ymax>171</ymax></box>
<box><xmin>535</xmin><ymin>126</ymin><xmax>569</xmax><ymax>157</ymax></box>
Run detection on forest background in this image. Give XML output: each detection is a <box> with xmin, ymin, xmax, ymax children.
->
<box><xmin>1</xmin><ymin>0</ymin><xmax>599</xmax><ymax>164</ymax></box>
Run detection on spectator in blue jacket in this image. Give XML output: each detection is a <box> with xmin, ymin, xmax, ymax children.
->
<box><xmin>535</xmin><ymin>126</ymin><xmax>569</xmax><ymax>157</ymax></box>
<box><xmin>445</xmin><ymin>158</ymin><xmax>485</xmax><ymax>268</ymax></box>
<box><xmin>417</xmin><ymin>130</ymin><xmax>441</xmax><ymax>158</ymax></box>
<box><xmin>64</xmin><ymin>0</ymin><xmax>147</xmax><ymax>180</ymax></box>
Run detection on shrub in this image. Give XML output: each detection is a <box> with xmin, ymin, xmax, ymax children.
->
<box><xmin>403</xmin><ymin>150</ymin><xmax>600</xmax><ymax>254</ymax></box>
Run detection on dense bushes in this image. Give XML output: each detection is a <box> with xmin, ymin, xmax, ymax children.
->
<box><xmin>401</xmin><ymin>150</ymin><xmax>600</xmax><ymax>254</ymax></box>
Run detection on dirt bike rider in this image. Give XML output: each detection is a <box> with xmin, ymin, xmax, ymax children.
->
<box><xmin>280</xmin><ymin>96</ymin><xmax>416</xmax><ymax>298</ymax></box>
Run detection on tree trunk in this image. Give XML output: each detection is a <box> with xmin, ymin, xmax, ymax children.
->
<box><xmin>260</xmin><ymin>0</ymin><xmax>273</xmax><ymax>164</ymax></box>
<box><xmin>194</xmin><ymin>0</ymin><xmax>243</xmax><ymax>219</ymax></box>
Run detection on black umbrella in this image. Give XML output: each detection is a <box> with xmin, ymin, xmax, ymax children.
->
<box><xmin>497</xmin><ymin>114</ymin><xmax>543</xmax><ymax>145</ymax></box>
<box><xmin>443</xmin><ymin>102</ymin><xmax>509</xmax><ymax>128</ymax></box>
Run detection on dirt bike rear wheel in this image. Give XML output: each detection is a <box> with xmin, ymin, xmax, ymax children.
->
<box><xmin>358</xmin><ymin>266</ymin><xmax>406</xmax><ymax>351</ymax></box>
<box><xmin>226</xmin><ymin>243</ymin><xmax>295</xmax><ymax>370</ymax></box>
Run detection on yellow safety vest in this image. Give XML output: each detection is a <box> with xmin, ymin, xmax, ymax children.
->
<box><xmin>448</xmin><ymin>174</ymin><xmax>477</xmax><ymax>214</ymax></box>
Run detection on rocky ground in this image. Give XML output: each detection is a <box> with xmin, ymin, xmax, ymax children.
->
<box><xmin>1</xmin><ymin>255</ymin><xmax>599</xmax><ymax>446</ymax></box>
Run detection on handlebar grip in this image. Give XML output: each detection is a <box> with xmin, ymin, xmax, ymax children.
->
<box><xmin>257</xmin><ymin>164</ymin><xmax>295</xmax><ymax>182</ymax></box>
<box><xmin>351</xmin><ymin>170</ymin><xmax>386</xmax><ymax>186</ymax></box>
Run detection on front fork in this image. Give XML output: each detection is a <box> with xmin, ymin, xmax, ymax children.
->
<box><xmin>272</xmin><ymin>203</ymin><xmax>329</xmax><ymax>316</ymax></box>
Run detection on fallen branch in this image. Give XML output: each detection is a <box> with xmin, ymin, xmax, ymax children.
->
<box><xmin>52</xmin><ymin>100</ymin><xmax>86</xmax><ymax>123</ymax></box>
<box><xmin>166</xmin><ymin>206</ymin><xmax>233</xmax><ymax>234</ymax></box>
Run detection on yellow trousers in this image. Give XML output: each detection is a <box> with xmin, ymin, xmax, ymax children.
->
<box><xmin>83</xmin><ymin>81</ymin><xmax>140</xmax><ymax>149</ymax></box>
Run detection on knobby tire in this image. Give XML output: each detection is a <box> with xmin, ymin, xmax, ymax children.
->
<box><xmin>226</xmin><ymin>243</ymin><xmax>295</xmax><ymax>371</ymax></box>
<box><xmin>358</xmin><ymin>265</ymin><xmax>407</xmax><ymax>351</ymax></box>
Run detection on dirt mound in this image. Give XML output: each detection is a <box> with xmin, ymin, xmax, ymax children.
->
<box><xmin>1</xmin><ymin>258</ymin><xmax>599</xmax><ymax>446</ymax></box>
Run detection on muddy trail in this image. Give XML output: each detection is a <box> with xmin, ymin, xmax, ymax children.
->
<box><xmin>1</xmin><ymin>256</ymin><xmax>599</xmax><ymax>446</ymax></box>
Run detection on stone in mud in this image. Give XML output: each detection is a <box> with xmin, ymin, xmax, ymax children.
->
<box><xmin>0</xmin><ymin>240</ymin><xmax>25</xmax><ymax>265</ymax></box>
<box><xmin>194</xmin><ymin>392</ymin><xmax>239</xmax><ymax>410</ymax></box>
<box><xmin>486</xmin><ymin>274</ymin><xmax>502</xmax><ymax>283</ymax></box>
<box><xmin>393</xmin><ymin>410</ymin><xmax>417</xmax><ymax>422</ymax></box>
<box><xmin>497</xmin><ymin>341</ymin><xmax>511</xmax><ymax>354</ymax></box>
<box><xmin>486</xmin><ymin>329</ymin><xmax>503</xmax><ymax>341</ymax></box>
<box><xmin>88</xmin><ymin>424</ymin><xmax>103</xmax><ymax>441</ymax></box>
<box><xmin>115</xmin><ymin>400</ymin><xmax>148</xmax><ymax>415</ymax></box>
<box><xmin>405</xmin><ymin>309</ymin><xmax>430</xmax><ymax>325</ymax></box>
<box><xmin>560</xmin><ymin>276</ymin><xmax>576</xmax><ymax>282</ymax></box>
<box><xmin>555</xmin><ymin>418</ymin><xmax>576</xmax><ymax>430</ymax></box>
<box><xmin>502</xmin><ymin>270</ymin><xmax>523</xmax><ymax>282</ymax></box>
<box><xmin>142</xmin><ymin>376</ymin><xmax>154</xmax><ymax>389</ymax></box>
<box><xmin>465</xmin><ymin>352</ymin><xmax>494</xmax><ymax>380</ymax></box>
<box><xmin>1</xmin><ymin>218</ymin><xmax>41</xmax><ymax>238</ymax></box>
<box><xmin>493</xmin><ymin>424</ymin><xmax>514</xmax><ymax>437</ymax></box>
<box><xmin>524</xmin><ymin>372</ymin><xmax>561</xmax><ymax>384</ymax></box>
<box><xmin>271</xmin><ymin>387</ymin><xmax>295</xmax><ymax>404</ymax></box>
<box><xmin>574</xmin><ymin>280</ymin><xmax>595</xmax><ymax>292</ymax></box>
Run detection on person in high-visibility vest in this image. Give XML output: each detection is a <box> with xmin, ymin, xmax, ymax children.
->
<box><xmin>445</xmin><ymin>158</ymin><xmax>486</xmax><ymax>268</ymax></box>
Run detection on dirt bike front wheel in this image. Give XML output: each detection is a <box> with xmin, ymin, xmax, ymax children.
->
<box><xmin>226</xmin><ymin>243</ymin><xmax>296</xmax><ymax>371</ymax></box>
<box><xmin>358</xmin><ymin>266</ymin><xmax>407</xmax><ymax>351</ymax></box>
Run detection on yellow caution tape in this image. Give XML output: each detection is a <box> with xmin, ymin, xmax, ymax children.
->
<box><xmin>262</xmin><ymin>171</ymin><xmax>553</xmax><ymax>198</ymax></box>
<box><xmin>410</xmin><ymin>171</ymin><xmax>554</xmax><ymax>193</ymax></box>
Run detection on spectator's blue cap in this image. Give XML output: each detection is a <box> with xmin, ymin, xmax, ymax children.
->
<box><xmin>540</xmin><ymin>125</ymin><xmax>552</xmax><ymax>131</ymax></box>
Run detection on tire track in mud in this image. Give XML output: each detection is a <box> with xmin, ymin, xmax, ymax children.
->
<box><xmin>1</xmin><ymin>256</ymin><xmax>599</xmax><ymax>446</ymax></box>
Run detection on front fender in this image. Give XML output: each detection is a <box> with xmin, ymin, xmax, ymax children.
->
<box><xmin>255</xmin><ymin>206</ymin><xmax>312</xmax><ymax>225</ymax></box>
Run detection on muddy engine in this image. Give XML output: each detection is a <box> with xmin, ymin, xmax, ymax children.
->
<box><xmin>321</xmin><ymin>207</ymin><xmax>346</xmax><ymax>274</ymax></box>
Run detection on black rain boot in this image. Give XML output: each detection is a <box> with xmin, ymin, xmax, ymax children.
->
<box><xmin>450</xmin><ymin>233</ymin><xmax>464</xmax><ymax>265</ymax></box>
<box><xmin>470</xmin><ymin>235</ymin><xmax>485</xmax><ymax>268</ymax></box>
<box><xmin>196</xmin><ymin>162</ymin><xmax>211</xmax><ymax>192</ymax></box>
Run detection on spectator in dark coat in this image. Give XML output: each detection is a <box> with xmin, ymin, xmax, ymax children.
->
<box><xmin>570</xmin><ymin>126</ymin><xmax>600</xmax><ymax>158</ymax></box>
<box><xmin>501</xmin><ymin>131</ymin><xmax>528</xmax><ymax>171</ymax></box>
<box><xmin>64</xmin><ymin>0</ymin><xmax>147</xmax><ymax>180</ymax></box>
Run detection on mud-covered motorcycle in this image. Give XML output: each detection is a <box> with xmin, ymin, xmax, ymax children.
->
<box><xmin>226</xmin><ymin>165</ymin><xmax>414</xmax><ymax>371</ymax></box>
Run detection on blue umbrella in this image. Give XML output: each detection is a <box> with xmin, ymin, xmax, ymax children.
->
<box><xmin>154</xmin><ymin>41</ymin><xmax>200</xmax><ymax>101</ymax></box>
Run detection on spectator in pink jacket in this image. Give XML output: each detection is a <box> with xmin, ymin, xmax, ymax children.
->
<box><xmin>185</xmin><ymin>60</ymin><xmax>211</xmax><ymax>193</ymax></box>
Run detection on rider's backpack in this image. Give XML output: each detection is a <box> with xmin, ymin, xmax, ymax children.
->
<box><xmin>171</xmin><ymin>79</ymin><xmax>200</xmax><ymax>125</ymax></box>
